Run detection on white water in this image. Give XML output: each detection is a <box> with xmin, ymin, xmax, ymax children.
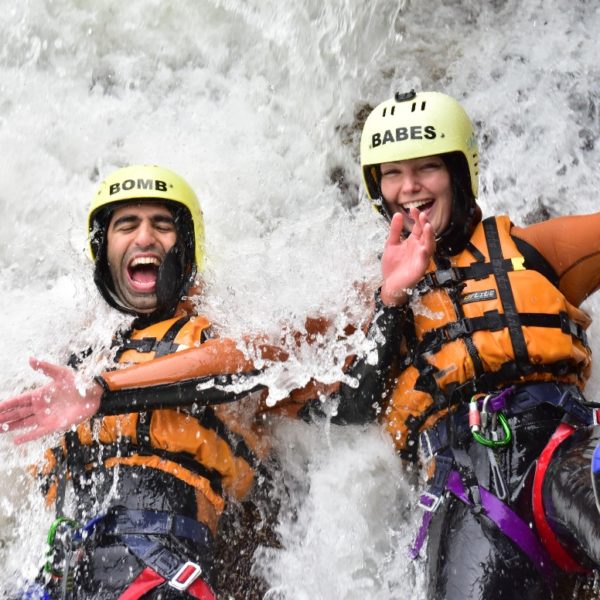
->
<box><xmin>0</xmin><ymin>0</ymin><xmax>599</xmax><ymax>597</ymax></box>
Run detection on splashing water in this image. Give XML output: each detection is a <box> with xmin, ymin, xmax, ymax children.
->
<box><xmin>0</xmin><ymin>0</ymin><xmax>599</xmax><ymax>598</ymax></box>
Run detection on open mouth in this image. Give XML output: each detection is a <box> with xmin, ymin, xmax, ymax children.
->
<box><xmin>127</xmin><ymin>255</ymin><xmax>161</xmax><ymax>292</ymax></box>
<box><xmin>402</xmin><ymin>198</ymin><xmax>435</xmax><ymax>214</ymax></box>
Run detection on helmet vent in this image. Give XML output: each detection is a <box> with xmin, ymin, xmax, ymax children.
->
<box><xmin>410</xmin><ymin>101</ymin><xmax>427</xmax><ymax>112</ymax></box>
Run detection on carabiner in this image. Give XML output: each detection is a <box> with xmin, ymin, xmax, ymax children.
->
<box><xmin>44</xmin><ymin>516</ymin><xmax>80</xmax><ymax>577</ymax></box>
<box><xmin>472</xmin><ymin>411</ymin><xmax>512</xmax><ymax>448</ymax></box>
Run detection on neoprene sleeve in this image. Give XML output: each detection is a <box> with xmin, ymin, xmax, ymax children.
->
<box><xmin>96</xmin><ymin>372</ymin><xmax>266</xmax><ymax>415</ymax></box>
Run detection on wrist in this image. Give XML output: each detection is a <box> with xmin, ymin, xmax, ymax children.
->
<box><xmin>86</xmin><ymin>380</ymin><xmax>104</xmax><ymax>415</ymax></box>
<box><xmin>380</xmin><ymin>281</ymin><xmax>409</xmax><ymax>307</ymax></box>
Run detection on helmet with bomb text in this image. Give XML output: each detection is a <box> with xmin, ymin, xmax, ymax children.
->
<box><xmin>88</xmin><ymin>164</ymin><xmax>205</xmax><ymax>317</ymax></box>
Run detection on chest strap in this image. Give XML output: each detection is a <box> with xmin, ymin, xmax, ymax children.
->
<box><xmin>115</xmin><ymin>316</ymin><xmax>197</xmax><ymax>360</ymax></box>
<box><xmin>66</xmin><ymin>432</ymin><xmax>224</xmax><ymax>498</ymax></box>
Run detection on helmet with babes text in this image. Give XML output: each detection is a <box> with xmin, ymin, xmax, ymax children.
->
<box><xmin>88</xmin><ymin>164</ymin><xmax>205</xmax><ymax>317</ymax></box>
<box><xmin>360</xmin><ymin>90</ymin><xmax>481</xmax><ymax>254</ymax></box>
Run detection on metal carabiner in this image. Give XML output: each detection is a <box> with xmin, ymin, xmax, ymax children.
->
<box><xmin>472</xmin><ymin>411</ymin><xmax>512</xmax><ymax>448</ymax></box>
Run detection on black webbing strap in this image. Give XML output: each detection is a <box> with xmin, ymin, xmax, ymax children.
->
<box><xmin>415</xmin><ymin>310</ymin><xmax>588</xmax><ymax>356</ymax></box>
<box><xmin>482</xmin><ymin>218</ymin><xmax>530</xmax><ymax>367</ymax></box>
<box><xmin>116</xmin><ymin>316</ymin><xmax>191</xmax><ymax>358</ymax></box>
<box><xmin>417</xmin><ymin>258</ymin><xmax>521</xmax><ymax>292</ymax></box>
<box><xmin>192</xmin><ymin>406</ymin><xmax>260</xmax><ymax>470</ymax></box>
<box><xmin>465</xmin><ymin>241</ymin><xmax>486</xmax><ymax>264</ymax></box>
<box><xmin>154</xmin><ymin>316</ymin><xmax>190</xmax><ymax>358</ymax></box>
<box><xmin>69</xmin><ymin>436</ymin><xmax>224</xmax><ymax>497</ymax></box>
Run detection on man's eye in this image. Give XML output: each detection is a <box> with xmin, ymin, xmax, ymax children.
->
<box><xmin>156</xmin><ymin>223</ymin><xmax>175</xmax><ymax>232</ymax></box>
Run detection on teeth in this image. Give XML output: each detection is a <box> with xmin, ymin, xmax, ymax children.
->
<box><xmin>130</xmin><ymin>256</ymin><xmax>161</xmax><ymax>268</ymax></box>
<box><xmin>403</xmin><ymin>199</ymin><xmax>433</xmax><ymax>210</ymax></box>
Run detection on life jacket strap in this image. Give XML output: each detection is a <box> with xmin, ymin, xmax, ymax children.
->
<box><xmin>66</xmin><ymin>433</ymin><xmax>224</xmax><ymax>498</ymax></box>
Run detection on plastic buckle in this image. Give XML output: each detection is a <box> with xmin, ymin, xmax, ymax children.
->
<box><xmin>434</xmin><ymin>268</ymin><xmax>458</xmax><ymax>286</ymax></box>
<box><xmin>169</xmin><ymin>561</ymin><xmax>203</xmax><ymax>591</ymax></box>
<box><xmin>418</xmin><ymin>491</ymin><xmax>443</xmax><ymax>512</ymax></box>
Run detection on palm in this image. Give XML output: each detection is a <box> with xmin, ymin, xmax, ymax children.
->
<box><xmin>0</xmin><ymin>358</ymin><xmax>101</xmax><ymax>444</ymax></box>
<box><xmin>381</xmin><ymin>210</ymin><xmax>435</xmax><ymax>304</ymax></box>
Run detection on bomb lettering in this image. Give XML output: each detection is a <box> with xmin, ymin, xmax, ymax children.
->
<box><xmin>109</xmin><ymin>179</ymin><xmax>169</xmax><ymax>195</ymax></box>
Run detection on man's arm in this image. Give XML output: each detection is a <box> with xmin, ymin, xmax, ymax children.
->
<box><xmin>0</xmin><ymin>338</ymin><xmax>282</xmax><ymax>443</ymax></box>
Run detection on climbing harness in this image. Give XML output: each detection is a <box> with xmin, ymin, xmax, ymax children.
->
<box><xmin>39</xmin><ymin>507</ymin><xmax>216</xmax><ymax>599</ymax></box>
<box><xmin>410</xmin><ymin>382</ymin><xmax>600</xmax><ymax>580</ymax></box>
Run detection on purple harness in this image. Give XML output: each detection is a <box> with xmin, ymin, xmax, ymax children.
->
<box><xmin>408</xmin><ymin>383</ymin><xmax>597</xmax><ymax>583</ymax></box>
<box><xmin>410</xmin><ymin>470</ymin><xmax>555</xmax><ymax>582</ymax></box>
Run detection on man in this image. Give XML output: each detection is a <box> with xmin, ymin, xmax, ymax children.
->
<box><xmin>354</xmin><ymin>90</ymin><xmax>600</xmax><ymax>598</ymax></box>
<box><xmin>2</xmin><ymin>162</ymin><xmax>401</xmax><ymax>599</ymax></box>
<box><xmin>1</xmin><ymin>164</ymin><xmax>301</xmax><ymax>599</ymax></box>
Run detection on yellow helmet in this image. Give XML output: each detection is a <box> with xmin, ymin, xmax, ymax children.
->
<box><xmin>360</xmin><ymin>90</ymin><xmax>479</xmax><ymax>203</ymax></box>
<box><xmin>88</xmin><ymin>164</ymin><xmax>205</xmax><ymax>270</ymax></box>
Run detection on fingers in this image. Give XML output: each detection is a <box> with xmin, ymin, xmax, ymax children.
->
<box><xmin>29</xmin><ymin>357</ymin><xmax>66</xmax><ymax>380</ymax></box>
<box><xmin>422</xmin><ymin>221</ymin><xmax>436</xmax><ymax>255</ymax></box>
<box><xmin>387</xmin><ymin>213</ymin><xmax>405</xmax><ymax>244</ymax></box>
<box><xmin>0</xmin><ymin>403</ymin><xmax>34</xmax><ymax>427</ymax></box>
<box><xmin>13</xmin><ymin>423</ymin><xmax>49</xmax><ymax>445</ymax></box>
<box><xmin>0</xmin><ymin>391</ymin><xmax>35</xmax><ymax>417</ymax></box>
<box><xmin>410</xmin><ymin>208</ymin><xmax>423</xmax><ymax>238</ymax></box>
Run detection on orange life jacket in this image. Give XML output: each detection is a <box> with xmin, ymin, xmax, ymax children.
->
<box><xmin>41</xmin><ymin>313</ymin><xmax>269</xmax><ymax>524</ymax></box>
<box><xmin>386</xmin><ymin>216</ymin><xmax>592</xmax><ymax>458</ymax></box>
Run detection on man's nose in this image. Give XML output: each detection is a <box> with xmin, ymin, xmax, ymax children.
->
<box><xmin>134</xmin><ymin>222</ymin><xmax>157</xmax><ymax>248</ymax></box>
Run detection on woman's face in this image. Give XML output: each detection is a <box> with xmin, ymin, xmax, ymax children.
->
<box><xmin>379</xmin><ymin>155</ymin><xmax>453</xmax><ymax>235</ymax></box>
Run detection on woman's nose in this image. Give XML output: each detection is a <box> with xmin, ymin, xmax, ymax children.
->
<box><xmin>400</xmin><ymin>172</ymin><xmax>421</xmax><ymax>194</ymax></box>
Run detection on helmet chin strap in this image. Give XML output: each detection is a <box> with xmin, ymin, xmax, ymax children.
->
<box><xmin>153</xmin><ymin>243</ymin><xmax>196</xmax><ymax>319</ymax></box>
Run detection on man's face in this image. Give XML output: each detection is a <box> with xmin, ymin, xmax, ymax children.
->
<box><xmin>106</xmin><ymin>202</ymin><xmax>177</xmax><ymax>314</ymax></box>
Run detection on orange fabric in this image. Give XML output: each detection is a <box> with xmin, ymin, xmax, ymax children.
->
<box><xmin>118</xmin><ymin>315</ymin><xmax>211</xmax><ymax>364</ymax></box>
<box><xmin>386</xmin><ymin>216</ymin><xmax>592</xmax><ymax>451</ymax></box>
<box><xmin>103</xmin><ymin>337</ymin><xmax>287</xmax><ymax>391</ymax></box>
<box><xmin>512</xmin><ymin>212</ymin><xmax>600</xmax><ymax>306</ymax></box>
<box><xmin>68</xmin><ymin>313</ymin><xmax>277</xmax><ymax>517</ymax></box>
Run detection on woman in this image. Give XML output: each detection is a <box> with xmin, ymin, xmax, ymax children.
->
<box><xmin>358</xmin><ymin>90</ymin><xmax>600</xmax><ymax>598</ymax></box>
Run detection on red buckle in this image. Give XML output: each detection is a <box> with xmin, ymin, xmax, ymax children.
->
<box><xmin>169</xmin><ymin>561</ymin><xmax>203</xmax><ymax>591</ymax></box>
